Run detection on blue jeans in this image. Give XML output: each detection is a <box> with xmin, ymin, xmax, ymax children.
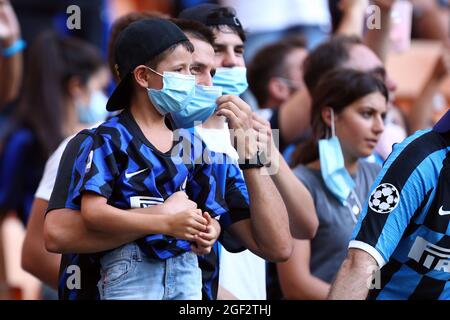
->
<box><xmin>97</xmin><ymin>243</ymin><xmax>202</xmax><ymax>300</ymax></box>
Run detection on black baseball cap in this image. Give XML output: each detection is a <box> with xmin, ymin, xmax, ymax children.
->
<box><xmin>107</xmin><ymin>18</ymin><xmax>189</xmax><ymax>111</ymax></box>
<box><xmin>178</xmin><ymin>4</ymin><xmax>245</xmax><ymax>37</ymax></box>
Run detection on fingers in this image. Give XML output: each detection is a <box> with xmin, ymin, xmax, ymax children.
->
<box><xmin>215</xmin><ymin>108</ymin><xmax>241</xmax><ymax>127</ymax></box>
<box><xmin>194</xmin><ymin>236</ymin><xmax>214</xmax><ymax>248</ymax></box>
<box><xmin>216</xmin><ymin>102</ymin><xmax>247</xmax><ymax>123</ymax></box>
<box><xmin>190</xmin><ymin>243</ymin><xmax>212</xmax><ymax>256</ymax></box>
<box><xmin>203</xmin><ymin>211</ymin><xmax>212</xmax><ymax>224</ymax></box>
<box><xmin>216</xmin><ymin>95</ymin><xmax>251</xmax><ymax>113</ymax></box>
<box><xmin>252</xmin><ymin>113</ymin><xmax>271</xmax><ymax>130</ymax></box>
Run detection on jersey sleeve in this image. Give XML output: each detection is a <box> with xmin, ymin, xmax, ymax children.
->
<box><xmin>185</xmin><ymin>137</ymin><xmax>230</xmax><ymax>220</ymax></box>
<box><xmin>213</xmin><ymin>154</ymin><xmax>250</xmax><ymax>253</ymax></box>
<box><xmin>73</xmin><ymin>132</ymin><xmax>122</xmax><ymax>203</ymax></box>
<box><xmin>349</xmin><ymin>130</ymin><xmax>442</xmax><ymax>268</ymax></box>
<box><xmin>47</xmin><ymin>131</ymin><xmax>95</xmax><ymax>212</ymax></box>
<box><xmin>220</xmin><ymin>160</ymin><xmax>250</xmax><ymax>227</ymax></box>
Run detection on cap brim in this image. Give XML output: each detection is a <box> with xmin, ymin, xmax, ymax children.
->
<box><xmin>106</xmin><ymin>73</ymin><xmax>132</xmax><ymax>112</ymax></box>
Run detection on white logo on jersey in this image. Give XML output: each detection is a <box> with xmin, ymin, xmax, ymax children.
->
<box><xmin>438</xmin><ymin>206</ymin><xmax>450</xmax><ymax>216</ymax></box>
<box><xmin>368</xmin><ymin>183</ymin><xmax>400</xmax><ymax>214</ymax></box>
<box><xmin>180</xmin><ymin>177</ymin><xmax>187</xmax><ymax>192</ymax></box>
<box><xmin>125</xmin><ymin>168</ymin><xmax>149</xmax><ymax>179</ymax></box>
<box><xmin>408</xmin><ymin>236</ymin><xmax>450</xmax><ymax>273</ymax></box>
<box><xmin>129</xmin><ymin>196</ymin><xmax>163</xmax><ymax>209</ymax></box>
<box><xmin>85</xmin><ymin>150</ymin><xmax>93</xmax><ymax>174</ymax></box>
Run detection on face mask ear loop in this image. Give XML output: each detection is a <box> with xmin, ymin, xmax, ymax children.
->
<box><xmin>330</xmin><ymin>108</ymin><xmax>336</xmax><ymax>138</ymax></box>
<box><xmin>142</xmin><ymin>66</ymin><xmax>163</xmax><ymax>77</ymax></box>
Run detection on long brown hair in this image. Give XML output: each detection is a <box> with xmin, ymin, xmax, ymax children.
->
<box><xmin>12</xmin><ymin>31</ymin><xmax>104</xmax><ymax>159</ymax></box>
<box><xmin>290</xmin><ymin>68</ymin><xmax>388</xmax><ymax>167</ymax></box>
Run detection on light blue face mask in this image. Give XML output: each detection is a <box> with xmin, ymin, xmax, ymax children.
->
<box><xmin>318</xmin><ymin>109</ymin><xmax>356</xmax><ymax>204</ymax></box>
<box><xmin>212</xmin><ymin>67</ymin><xmax>248</xmax><ymax>96</ymax></box>
<box><xmin>171</xmin><ymin>84</ymin><xmax>222</xmax><ymax>129</ymax></box>
<box><xmin>146</xmin><ymin>68</ymin><xmax>196</xmax><ymax>116</ymax></box>
<box><xmin>76</xmin><ymin>90</ymin><xmax>110</xmax><ymax>124</ymax></box>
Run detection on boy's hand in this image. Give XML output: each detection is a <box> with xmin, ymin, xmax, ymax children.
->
<box><xmin>162</xmin><ymin>191</ymin><xmax>197</xmax><ymax>215</ymax></box>
<box><xmin>191</xmin><ymin>212</ymin><xmax>221</xmax><ymax>256</ymax></box>
<box><xmin>166</xmin><ymin>209</ymin><xmax>208</xmax><ymax>241</ymax></box>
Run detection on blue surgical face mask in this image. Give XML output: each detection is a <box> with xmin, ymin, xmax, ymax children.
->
<box><xmin>212</xmin><ymin>67</ymin><xmax>248</xmax><ymax>96</ymax></box>
<box><xmin>146</xmin><ymin>68</ymin><xmax>196</xmax><ymax>116</ymax></box>
<box><xmin>76</xmin><ymin>90</ymin><xmax>110</xmax><ymax>124</ymax></box>
<box><xmin>318</xmin><ymin>109</ymin><xmax>355</xmax><ymax>204</ymax></box>
<box><xmin>171</xmin><ymin>84</ymin><xmax>222</xmax><ymax>129</ymax></box>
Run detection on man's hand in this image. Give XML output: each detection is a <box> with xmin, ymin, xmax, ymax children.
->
<box><xmin>251</xmin><ymin>113</ymin><xmax>279</xmax><ymax>168</ymax></box>
<box><xmin>0</xmin><ymin>0</ymin><xmax>20</xmax><ymax>45</ymax></box>
<box><xmin>161</xmin><ymin>191</ymin><xmax>197</xmax><ymax>215</ymax></box>
<box><xmin>215</xmin><ymin>95</ymin><xmax>258</xmax><ymax>161</ymax></box>
<box><xmin>191</xmin><ymin>212</ymin><xmax>221</xmax><ymax>255</ymax></box>
<box><xmin>166</xmin><ymin>209</ymin><xmax>208</xmax><ymax>241</ymax></box>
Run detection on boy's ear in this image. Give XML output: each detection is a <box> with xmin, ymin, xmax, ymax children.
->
<box><xmin>133</xmin><ymin>65</ymin><xmax>151</xmax><ymax>88</ymax></box>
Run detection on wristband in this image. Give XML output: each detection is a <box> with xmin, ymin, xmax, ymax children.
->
<box><xmin>238</xmin><ymin>152</ymin><xmax>264</xmax><ymax>170</ymax></box>
<box><xmin>2</xmin><ymin>39</ymin><xmax>26</xmax><ymax>58</ymax></box>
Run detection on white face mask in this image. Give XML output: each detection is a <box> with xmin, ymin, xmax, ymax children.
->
<box><xmin>318</xmin><ymin>109</ymin><xmax>356</xmax><ymax>204</ymax></box>
<box><xmin>145</xmin><ymin>67</ymin><xmax>196</xmax><ymax>116</ymax></box>
<box><xmin>212</xmin><ymin>67</ymin><xmax>248</xmax><ymax>96</ymax></box>
<box><xmin>76</xmin><ymin>90</ymin><xmax>109</xmax><ymax>124</ymax></box>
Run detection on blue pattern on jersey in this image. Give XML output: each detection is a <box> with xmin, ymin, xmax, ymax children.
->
<box><xmin>71</xmin><ymin>110</ymin><xmax>229</xmax><ymax>260</ymax></box>
<box><xmin>350</xmin><ymin>128</ymin><xmax>450</xmax><ymax>300</ymax></box>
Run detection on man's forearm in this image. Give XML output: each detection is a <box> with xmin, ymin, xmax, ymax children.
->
<box><xmin>328</xmin><ymin>249</ymin><xmax>377</xmax><ymax>300</ymax></box>
<box><xmin>364</xmin><ymin>6</ymin><xmax>393</xmax><ymax>62</ymax></box>
<box><xmin>269</xmin><ymin>153</ymin><xmax>318</xmax><ymax>239</ymax></box>
<box><xmin>243</xmin><ymin>168</ymin><xmax>292</xmax><ymax>261</ymax></box>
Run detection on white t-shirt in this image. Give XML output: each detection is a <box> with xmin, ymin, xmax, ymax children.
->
<box><xmin>195</xmin><ymin>124</ymin><xmax>267</xmax><ymax>300</ymax></box>
<box><xmin>220</xmin><ymin>0</ymin><xmax>331</xmax><ymax>33</ymax></box>
<box><xmin>34</xmin><ymin>135</ymin><xmax>74</xmax><ymax>201</ymax></box>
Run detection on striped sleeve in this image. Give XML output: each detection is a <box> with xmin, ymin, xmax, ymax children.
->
<box><xmin>349</xmin><ymin>130</ymin><xmax>444</xmax><ymax>267</ymax></box>
<box><xmin>47</xmin><ymin>130</ymin><xmax>95</xmax><ymax>212</ymax></box>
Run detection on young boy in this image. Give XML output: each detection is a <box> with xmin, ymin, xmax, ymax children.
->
<box><xmin>71</xmin><ymin>18</ymin><xmax>228</xmax><ymax>300</ymax></box>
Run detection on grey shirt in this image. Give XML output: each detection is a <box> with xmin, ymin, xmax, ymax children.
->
<box><xmin>293</xmin><ymin>160</ymin><xmax>381</xmax><ymax>283</ymax></box>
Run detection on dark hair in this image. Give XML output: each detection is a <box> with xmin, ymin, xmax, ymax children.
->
<box><xmin>290</xmin><ymin>68</ymin><xmax>388</xmax><ymax>167</ymax></box>
<box><xmin>303</xmin><ymin>35</ymin><xmax>362</xmax><ymax>93</ymax></box>
<box><xmin>248</xmin><ymin>36</ymin><xmax>306</xmax><ymax>106</ymax></box>
<box><xmin>207</xmin><ymin>6</ymin><xmax>246</xmax><ymax>42</ymax></box>
<box><xmin>144</xmin><ymin>41</ymin><xmax>195</xmax><ymax>70</ymax></box>
<box><xmin>171</xmin><ymin>18</ymin><xmax>216</xmax><ymax>47</ymax></box>
<box><xmin>108</xmin><ymin>11</ymin><xmax>170</xmax><ymax>82</ymax></box>
<box><xmin>13</xmin><ymin>31</ymin><xmax>103</xmax><ymax>159</ymax></box>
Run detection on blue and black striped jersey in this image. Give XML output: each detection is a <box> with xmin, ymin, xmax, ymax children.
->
<box><xmin>71</xmin><ymin>109</ymin><xmax>230</xmax><ymax>259</ymax></box>
<box><xmin>349</xmin><ymin>110</ymin><xmax>450</xmax><ymax>300</ymax></box>
<box><xmin>48</xmin><ymin>129</ymin><xmax>99</xmax><ymax>300</ymax></box>
<box><xmin>197</xmin><ymin>151</ymin><xmax>251</xmax><ymax>300</ymax></box>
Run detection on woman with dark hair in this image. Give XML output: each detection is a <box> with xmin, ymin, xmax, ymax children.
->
<box><xmin>276</xmin><ymin>68</ymin><xmax>388</xmax><ymax>300</ymax></box>
<box><xmin>0</xmin><ymin>30</ymin><xmax>106</xmax><ymax>226</ymax></box>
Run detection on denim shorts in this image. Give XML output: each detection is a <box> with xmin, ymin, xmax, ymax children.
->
<box><xmin>98</xmin><ymin>242</ymin><xmax>202</xmax><ymax>300</ymax></box>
